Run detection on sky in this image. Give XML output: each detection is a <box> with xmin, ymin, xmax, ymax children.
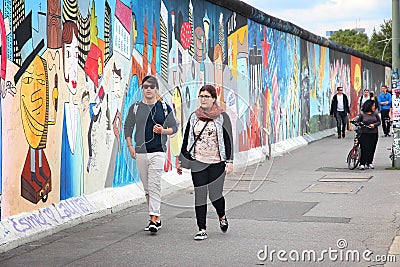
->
<box><xmin>241</xmin><ymin>0</ymin><xmax>392</xmax><ymax>38</ymax></box>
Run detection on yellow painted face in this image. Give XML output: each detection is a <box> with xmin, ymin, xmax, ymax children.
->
<box><xmin>20</xmin><ymin>55</ymin><xmax>48</xmax><ymax>149</ymax></box>
<box><xmin>354</xmin><ymin>64</ymin><xmax>361</xmax><ymax>93</ymax></box>
<box><xmin>172</xmin><ymin>87</ymin><xmax>182</xmax><ymax>122</ymax></box>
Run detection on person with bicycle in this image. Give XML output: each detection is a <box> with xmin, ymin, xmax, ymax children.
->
<box><xmin>355</xmin><ymin>100</ymin><xmax>381</xmax><ymax>170</ymax></box>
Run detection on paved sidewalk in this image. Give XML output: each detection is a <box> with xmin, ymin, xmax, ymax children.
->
<box><xmin>1</xmin><ymin>129</ymin><xmax>399</xmax><ymax>266</ymax></box>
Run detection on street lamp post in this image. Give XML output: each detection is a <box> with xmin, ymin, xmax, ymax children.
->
<box><xmin>378</xmin><ymin>38</ymin><xmax>392</xmax><ymax>61</ymax></box>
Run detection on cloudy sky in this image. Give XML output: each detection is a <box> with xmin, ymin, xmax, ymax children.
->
<box><xmin>241</xmin><ymin>0</ymin><xmax>391</xmax><ymax>37</ymax></box>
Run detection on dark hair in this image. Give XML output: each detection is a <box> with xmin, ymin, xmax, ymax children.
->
<box><xmin>362</xmin><ymin>99</ymin><xmax>375</xmax><ymax>112</ymax></box>
<box><xmin>199</xmin><ymin>84</ymin><xmax>217</xmax><ymax>99</ymax></box>
<box><xmin>81</xmin><ymin>90</ymin><xmax>89</xmax><ymax>100</ymax></box>
<box><xmin>142</xmin><ymin>75</ymin><xmax>159</xmax><ymax>89</ymax></box>
<box><xmin>337</xmin><ymin>86</ymin><xmax>343</xmax><ymax>91</ymax></box>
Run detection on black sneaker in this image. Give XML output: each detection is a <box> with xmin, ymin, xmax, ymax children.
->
<box><xmin>146</xmin><ymin>221</ymin><xmax>158</xmax><ymax>234</ymax></box>
<box><xmin>219</xmin><ymin>217</ymin><xmax>229</xmax><ymax>233</ymax></box>
<box><xmin>194</xmin><ymin>231</ymin><xmax>208</xmax><ymax>240</ymax></box>
<box><xmin>144</xmin><ymin>220</ymin><xmax>161</xmax><ymax>231</ymax></box>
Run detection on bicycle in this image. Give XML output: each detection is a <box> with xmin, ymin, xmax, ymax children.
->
<box><xmin>347</xmin><ymin>120</ymin><xmax>370</xmax><ymax>170</ymax></box>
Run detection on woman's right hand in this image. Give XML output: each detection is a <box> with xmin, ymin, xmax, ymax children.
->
<box><xmin>177</xmin><ymin>163</ymin><xmax>183</xmax><ymax>175</ymax></box>
<box><xmin>128</xmin><ymin>146</ymin><xmax>136</xmax><ymax>159</ymax></box>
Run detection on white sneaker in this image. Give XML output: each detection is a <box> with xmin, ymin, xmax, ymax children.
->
<box><xmin>194</xmin><ymin>230</ymin><xmax>207</xmax><ymax>240</ymax></box>
<box><xmin>368</xmin><ymin>164</ymin><xmax>374</xmax><ymax>169</ymax></box>
<box><xmin>358</xmin><ymin>165</ymin><xmax>365</xmax><ymax>170</ymax></box>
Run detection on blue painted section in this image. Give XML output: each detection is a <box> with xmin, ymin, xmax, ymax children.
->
<box><xmin>112</xmin><ymin>75</ymin><xmax>142</xmax><ymax>187</ymax></box>
<box><xmin>60</xmin><ymin>104</ymin><xmax>84</xmax><ymax>200</ymax></box>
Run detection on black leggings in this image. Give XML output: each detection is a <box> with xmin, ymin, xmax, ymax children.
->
<box><xmin>359</xmin><ymin>132</ymin><xmax>378</xmax><ymax>165</ymax></box>
<box><xmin>191</xmin><ymin>161</ymin><xmax>226</xmax><ymax>231</ymax></box>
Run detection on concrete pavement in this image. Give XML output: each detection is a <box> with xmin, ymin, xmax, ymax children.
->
<box><xmin>1</xmin><ymin>128</ymin><xmax>400</xmax><ymax>266</ymax></box>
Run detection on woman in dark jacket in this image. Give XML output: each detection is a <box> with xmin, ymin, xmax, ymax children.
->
<box><xmin>355</xmin><ymin>100</ymin><xmax>381</xmax><ymax>170</ymax></box>
<box><xmin>177</xmin><ymin>85</ymin><xmax>233</xmax><ymax>241</ymax></box>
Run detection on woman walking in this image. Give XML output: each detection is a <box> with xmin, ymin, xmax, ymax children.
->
<box><xmin>177</xmin><ymin>85</ymin><xmax>233</xmax><ymax>240</ymax></box>
<box><xmin>356</xmin><ymin>99</ymin><xmax>381</xmax><ymax>170</ymax></box>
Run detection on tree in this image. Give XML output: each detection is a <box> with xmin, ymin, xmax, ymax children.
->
<box><xmin>329</xmin><ymin>29</ymin><xmax>369</xmax><ymax>54</ymax></box>
<box><xmin>368</xmin><ymin>19</ymin><xmax>392</xmax><ymax>63</ymax></box>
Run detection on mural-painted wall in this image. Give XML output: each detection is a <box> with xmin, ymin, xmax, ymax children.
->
<box><xmin>0</xmin><ymin>0</ymin><xmax>389</xmax><ymax>220</ymax></box>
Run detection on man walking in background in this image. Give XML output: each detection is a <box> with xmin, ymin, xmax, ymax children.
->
<box><xmin>378</xmin><ymin>85</ymin><xmax>392</xmax><ymax>137</ymax></box>
<box><xmin>330</xmin><ymin>86</ymin><xmax>350</xmax><ymax>139</ymax></box>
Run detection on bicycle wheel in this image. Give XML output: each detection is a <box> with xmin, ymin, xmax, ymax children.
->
<box><xmin>347</xmin><ymin>146</ymin><xmax>360</xmax><ymax>170</ymax></box>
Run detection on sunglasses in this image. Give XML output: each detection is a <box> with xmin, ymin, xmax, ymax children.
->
<box><xmin>198</xmin><ymin>95</ymin><xmax>212</xmax><ymax>99</ymax></box>
<box><xmin>143</xmin><ymin>84</ymin><xmax>156</xmax><ymax>89</ymax></box>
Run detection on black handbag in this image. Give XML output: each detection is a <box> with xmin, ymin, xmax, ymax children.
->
<box><xmin>180</xmin><ymin>121</ymin><xmax>209</xmax><ymax>169</ymax></box>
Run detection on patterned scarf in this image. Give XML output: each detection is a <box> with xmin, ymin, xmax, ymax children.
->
<box><xmin>195</xmin><ymin>104</ymin><xmax>224</xmax><ymax>121</ymax></box>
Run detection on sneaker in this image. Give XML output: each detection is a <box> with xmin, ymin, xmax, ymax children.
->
<box><xmin>144</xmin><ymin>220</ymin><xmax>161</xmax><ymax>231</ymax></box>
<box><xmin>368</xmin><ymin>164</ymin><xmax>374</xmax><ymax>169</ymax></box>
<box><xmin>194</xmin><ymin>230</ymin><xmax>208</xmax><ymax>240</ymax></box>
<box><xmin>219</xmin><ymin>217</ymin><xmax>229</xmax><ymax>233</ymax></box>
<box><xmin>358</xmin><ymin>165</ymin><xmax>365</xmax><ymax>170</ymax></box>
<box><xmin>146</xmin><ymin>221</ymin><xmax>158</xmax><ymax>234</ymax></box>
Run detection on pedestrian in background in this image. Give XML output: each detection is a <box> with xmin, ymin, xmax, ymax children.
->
<box><xmin>358</xmin><ymin>88</ymin><xmax>370</xmax><ymax>114</ymax></box>
<box><xmin>330</xmin><ymin>86</ymin><xmax>350</xmax><ymax>138</ymax></box>
<box><xmin>355</xmin><ymin>100</ymin><xmax>381</xmax><ymax>170</ymax></box>
<box><xmin>378</xmin><ymin>85</ymin><xmax>392</xmax><ymax>137</ymax></box>
<box><xmin>124</xmin><ymin>75</ymin><xmax>177</xmax><ymax>234</ymax></box>
<box><xmin>177</xmin><ymin>85</ymin><xmax>233</xmax><ymax>241</ymax></box>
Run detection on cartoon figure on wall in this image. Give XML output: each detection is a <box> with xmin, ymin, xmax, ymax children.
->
<box><xmin>60</xmin><ymin>21</ymin><xmax>84</xmax><ymax>200</ymax></box>
<box><xmin>20</xmin><ymin>55</ymin><xmax>53</xmax><ymax>204</ymax></box>
<box><xmin>12</xmin><ymin>11</ymin><xmax>55</xmax><ymax>204</ymax></box>
<box><xmin>111</xmin><ymin>63</ymin><xmax>123</xmax><ymax>149</ymax></box>
<box><xmin>86</xmin><ymin>86</ymin><xmax>105</xmax><ymax>172</ymax></box>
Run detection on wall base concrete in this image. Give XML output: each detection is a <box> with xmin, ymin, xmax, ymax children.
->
<box><xmin>0</xmin><ymin>128</ymin><xmax>335</xmax><ymax>253</ymax></box>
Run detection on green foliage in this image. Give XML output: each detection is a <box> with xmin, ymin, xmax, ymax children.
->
<box><xmin>328</xmin><ymin>20</ymin><xmax>392</xmax><ymax>63</ymax></box>
<box><xmin>329</xmin><ymin>29</ymin><xmax>369</xmax><ymax>54</ymax></box>
<box><xmin>368</xmin><ymin>19</ymin><xmax>392</xmax><ymax>63</ymax></box>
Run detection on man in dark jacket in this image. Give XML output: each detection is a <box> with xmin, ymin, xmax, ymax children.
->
<box><xmin>330</xmin><ymin>86</ymin><xmax>350</xmax><ymax>138</ymax></box>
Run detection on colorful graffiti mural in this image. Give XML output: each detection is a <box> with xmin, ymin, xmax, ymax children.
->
<box><xmin>0</xmin><ymin>0</ymin><xmax>389</xmax><ymax>220</ymax></box>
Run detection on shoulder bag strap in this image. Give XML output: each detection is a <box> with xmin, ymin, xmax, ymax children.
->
<box><xmin>188</xmin><ymin>120</ymin><xmax>209</xmax><ymax>153</ymax></box>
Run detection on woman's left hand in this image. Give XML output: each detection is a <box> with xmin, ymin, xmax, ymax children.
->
<box><xmin>225</xmin><ymin>163</ymin><xmax>233</xmax><ymax>174</ymax></box>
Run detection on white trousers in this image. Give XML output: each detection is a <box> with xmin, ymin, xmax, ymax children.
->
<box><xmin>136</xmin><ymin>152</ymin><xmax>165</xmax><ymax>217</ymax></box>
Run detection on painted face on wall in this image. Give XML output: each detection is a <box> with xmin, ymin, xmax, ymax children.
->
<box><xmin>20</xmin><ymin>55</ymin><xmax>48</xmax><ymax>149</ymax></box>
<box><xmin>63</xmin><ymin>33</ymin><xmax>78</xmax><ymax>95</ymax></box>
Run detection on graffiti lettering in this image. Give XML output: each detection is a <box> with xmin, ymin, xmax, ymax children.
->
<box><xmin>11</xmin><ymin>217</ymin><xmax>34</xmax><ymax>233</ymax></box>
<box><xmin>25</xmin><ymin>213</ymin><xmax>52</xmax><ymax>228</ymax></box>
<box><xmin>8</xmin><ymin>196</ymin><xmax>96</xmax><ymax>234</ymax></box>
<box><xmin>42</xmin><ymin>207</ymin><xmax>59</xmax><ymax>224</ymax></box>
